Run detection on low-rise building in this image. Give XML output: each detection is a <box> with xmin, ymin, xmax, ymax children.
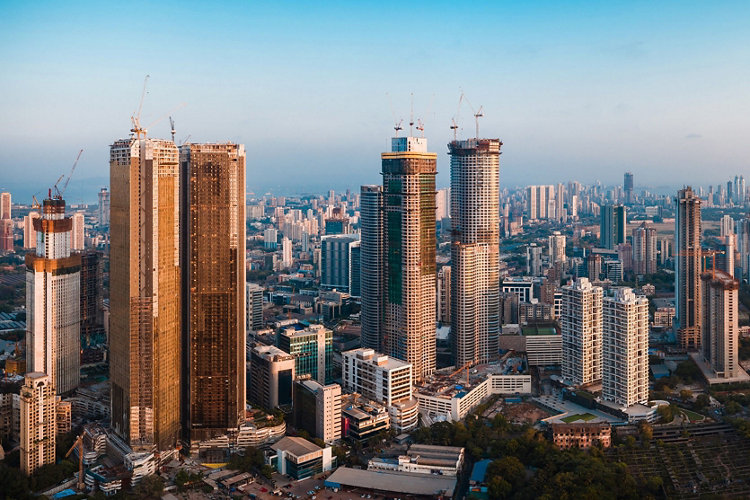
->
<box><xmin>249</xmin><ymin>344</ymin><xmax>295</xmax><ymax>410</ymax></box>
<box><xmin>268</xmin><ymin>436</ymin><xmax>335</xmax><ymax>480</ymax></box>
<box><xmin>551</xmin><ymin>422</ymin><xmax>612</xmax><ymax>449</ymax></box>
<box><xmin>341</xmin><ymin>395</ymin><xmax>390</xmax><ymax>442</ymax></box>
<box><xmin>55</xmin><ymin>400</ymin><xmax>72</xmax><ymax>436</ymax></box>
<box><xmin>368</xmin><ymin>444</ymin><xmax>464</xmax><ymax>476</ymax></box>
<box><xmin>293</xmin><ymin>378</ymin><xmax>341</xmax><ymax>443</ymax></box>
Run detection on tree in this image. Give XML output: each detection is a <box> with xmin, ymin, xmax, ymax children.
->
<box><xmin>261</xmin><ymin>464</ymin><xmax>274</xmax><ymax>479</ymax></box>
<box><xmin>638</xmin><ymin>421</ymin><xmax>653</xmax><ymax>443</ymax></box>
<box><xmin>726</xmin><ymin>400</ymin><xmax>742</xmax><ymax>415</ymax></box>
<box><xmin>679</xmin><ymin>389</ymin><xmax>693</xmax><ymax>401</ymax></box>
<box><xmin>488</xmin><ymin>476</ymin><xmax>512</xmax><ymax>499</ymax></box>
<box><xmin>695</xmin><ymin>393</ymin><xmax>710</xmax><ymax>410</ymax></box>
<box><xmin>133</xmin><ymin>475</ymin><xmax>164</xmax><ymax>500</ymax></box>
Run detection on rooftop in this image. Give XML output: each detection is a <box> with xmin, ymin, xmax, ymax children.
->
<box><xmin>416</xmin><ymin>355</ymin><xmax>528</xmax><ymax>400</ymax></box>
<box><xmin>325</xmin><ymin>467</ymin><xmax>456</xmax><ymax>497</ymax></box>
<box><xmin>273</xmin><ymin>436</ymin><xmax>322</xmax><ymax>458</ymax></box>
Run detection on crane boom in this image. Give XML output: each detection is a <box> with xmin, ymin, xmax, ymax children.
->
<box><xmin>58</xmin><ymin>149</ymin><xmax>83</xmax><ymax>199</ymax></box>
<box><xmin>65</xmin><ymin>434</ymin><xmax>85</xmax><ymax>491</ymax></box>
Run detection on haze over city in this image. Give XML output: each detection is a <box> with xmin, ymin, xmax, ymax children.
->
<box><xmin>2</xmin><ymin>1</ymin><xmax>750</xmax><ymax>201</ymax></box>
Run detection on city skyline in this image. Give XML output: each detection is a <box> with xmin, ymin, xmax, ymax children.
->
<box><xmin>3</xmin><ymin>2</ymin><xmax>750</xmax><ymax>201</ymax></box>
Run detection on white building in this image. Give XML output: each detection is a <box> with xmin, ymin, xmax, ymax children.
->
<box><xmin>561</xmin><ymin>278</ymin><xmax>603</xmax><ymax>387</ymax></box>
<box><xmin>23</xmin><ymin>211</ymin><xmax>39</xmax><ymax>249</ymax></box>
<box><xmin>281</xmin><ymin>236</ymin><xmax>292</xmax><ymax>268</ymax></box>
<box><xmin>602</xmin><ymin>288</ymin><xmax>649</xmax><ymax>407</ymax></box>
<box><xmin>20</xmin><ymin>372</ymin><xmax>57</xmax><ymax>476</ymax></box>
<box><xmin>71</xmin><ymin>211</ymin><xmax>85</xmax><ymax>250</ymax></box>
<box><xmin>502</xmin><ymin>277</ymin><xmax>534</xmax><ymax>303</ymax></box>
<box><xmin>26</xmin><ymin>198</ymin><xmax>81</xmax><ymax>394</ymax></box>
<box><xmin>526</xmin><ymin>185</ymin><xmax>555</xmax><ymax>220</ymax></box>
<box><xmin>548</xmin><ymin>231</ymin><xmax>566</xmax><ymax>265</ymax></box>
<box><xmin>342</xmin><ymin>348</ymin><xmax>418</xmax><ymax>432</ymax></box>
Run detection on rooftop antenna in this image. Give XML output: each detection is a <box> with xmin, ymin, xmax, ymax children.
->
<box><xmin>169</xmin><ymin>116</ymin><xmax>176</xmax><ymax>142</ymax></box>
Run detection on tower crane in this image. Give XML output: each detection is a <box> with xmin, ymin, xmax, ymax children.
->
<box><xmin>54</xmin><ymin>149</ymin><xmax>83</xmax><ymax>200</ymax></box>
<box><xmin>65</xmin><ymin>433</ymin><xmax>85</xmax><ymax>491</ymax></box>
<box><xmin>461</xmin><ymin>94</ymin><xmax>484</xmax><ymax>139</ymax></box>
<box><xmin>130</xmin><ymin>75</ymin><xmax>150</xmax><ymax>139</ymax></box>
<box><xmin>450</xmin><ymin>93</ymin><xmax>464</xmax><ymax>141</ymax></box>
<box><xmin>169</xmin><ymin>116</ymin><xmax>176</xmax><ymax>142</ymax></box>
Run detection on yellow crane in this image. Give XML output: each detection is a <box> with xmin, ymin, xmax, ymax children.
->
<box><xmin>65</xmin><ymin>433</ymin><xmax>85</xmax><ymax>491</ymax></box>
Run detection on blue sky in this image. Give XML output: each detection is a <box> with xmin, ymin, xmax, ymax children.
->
<box><xmin>1</xmin><ymin>1</ymin><xmax>749</xmax><ymax>202</ymax></box>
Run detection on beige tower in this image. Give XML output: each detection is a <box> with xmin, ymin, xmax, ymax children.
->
<box><xmin>71</xmin><ymin>211</ymin><xmax>85</xmax><ymax>250</ymax></box>
<box><xmin>20</xmin><ymin>372</ymin><xmax>57</xmax><ymax>476</ymax></box>
<box><xmin>602</xmin><ymin>288</ymin><xmax>649</xmax><ymax>407</ymax></box>
<box><xmin>110</xmin><ymin>137</ymin><xmax>181</xmax><ymax>452</ymax></box>
<box><xmin>180</xmin><ymin>143</ymin><xmax>246</xmax><ymax>446</ymax></box>
<box><xmin>382</xmin><ymin>136</ymin><xmax>436</xmax><ymax>381</ymax></box>
<box><xmin>26</xmin><ymin>198</ymin><xmax>81</xmax><ymax>395</ymax></box>
<box><xmin>676</xmin><ymin>187</ymin><xmax>702</xmax><ymax>350</ymax></box>
<box><xmin>23</xmin><ymin>211</ymin><xmax>39</xmax><ymax>249</ymax></box>
<box><xmin>701</xmin><ymin>271</ymin><xmax>739</xmax><ymax>378</ymax></box>
<box><xmin>561</xmin><ymin>278</ymin><xmax>603</xmax><ymax>386</ymax></box>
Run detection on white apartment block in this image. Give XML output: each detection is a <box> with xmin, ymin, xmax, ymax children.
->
<box><xmin>526</xmin><ymin>185</ymin><xmax>555</xmax><ymax>220</ymax></box>
<box><xmin>548</xmin><ymin>231</ymin><xmax>566</xmax><ymax>265</ymax></box>
<box><xmin>602</xmin><ymin>288</ymin><xmax>649</xmax><ymax>407</ymax></box>
<box><xmin>20</xmin><ymin>372</ymin><xmax>57</xmax><ymax>476</ymax></box>
<box><xmin>561</xmin><ymin>278</ymin><xmax>603</xmax><ymax>386</ymax></box>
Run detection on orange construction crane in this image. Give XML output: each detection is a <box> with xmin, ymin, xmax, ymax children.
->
<box><xmin>65</xmin><ymin>433</ymin><xmax>85</xmax><ymax>491</ymax></box>
<box><xmin>677</xmin><ymin>248</ymin><xmax>725</xmax><ymax>279</ymax></box>
<box><xmin>449</xmin><ymin>361</ymin><xmax>478</xmax><ymax>386</ymax></box>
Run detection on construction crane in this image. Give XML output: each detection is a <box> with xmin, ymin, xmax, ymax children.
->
<box><xmin>416</xmin><ymin>119</ymin><xmax>425</xmax><ymax>137</ymax></box>
<box><xmin>169</xmin><ymin>116</ymin><xmax>176</xmax><ymax>142</ymax></box>
<box><xmin>450</xmin><ymin>93</ymin><xmax>464</xmax><ymax>141</ymax></box>
<box><xmin>461</xmin><ymin>94</ymin><xmax>484</xmax><ymax>139</ymax></box>
<box><xmin>54</xmin><ymin>149</ymin><xmax>83</xmax><ymax>200</ymax></box>
<box><xmin>449</xmin><ymin>361</ymin><xmax>478</xmax><ymax>386</ymax></box>
<box><xmin>65</xmin><ymin>433</ymin><xmax>85</xmax><ymax>491</ymax></box>
<box><xmin>676</xmin><ymin>248</ymin><xmax>726</xmax><ymax>279</ymax></box>
<box><xmin>130</xmin><ymin>75</ymin><xmax>150</xmax><ymax>138</ymax></box>
<box><xmin>393</xmin><ymin>119</ymin><xmax>403</xmax><ymax>137</ymax></box>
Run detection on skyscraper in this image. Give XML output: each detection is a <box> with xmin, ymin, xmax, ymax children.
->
<box><xmin>526</xmin><ymin>185</ymin><xmax>555</xmax><ymax>220</ymax></box>
<box><xmin>0</xmin><ymin>218</ymin><xmax>12</xmax><ymax>252</ymax></box>
<box><xmin>71</xmin><ymin>211</ymin><xmax>85</xmax><ymax>250</ymax></box>
<box><xmin>701</xmin><ymin>270</ymin><xmax>739</xmax><ymax>379</ymax></box>
<box><xmin>561</xmin><ymin>278</ymin><xmax>603</xmax><ymax>386</ymax></box>
<box><xmin>449</xmin><ymin>138</ymin><xmax>501</xmax><ymax>368</ymax></box>
<box><xmin>348</xmin><ymin>240</ymin><xmax>361</xmax><ymax>297</ymax></box>
<box><xmin>26</xmin><ymin>197</ymin><xmax>81</xmax><ymax>395</ymax></box>
<box><xmin>98</xmin><ymin>187</ymin><xmax>110</xmax><ymax>226</ymax></box>
<box><xmin>20</xmin><ymin>372</ymin><xmax>57</xmax><ymax>476</ymax></box>
<box><xmin>23</xmin><ymin>211</ymin><xmax>39</xmax><ymax>249</ymax></box>
<box><xmin>631</xmin><ymin>222</ymin><xmax>657</xmax><ymax>274</ymax></box>
<box><xmin>676</xmin><ymin>187</ymin><xmax>702</xmax><ymax>350</ymax></box>
<box><xmin>320</xmin><ymin>234</ymin><xmax>358</xmax><ymax>292</ymax></box>
<box><xmin>602</xmin><ymin>288</ymin><xmax>649</xmax><ymax>407</ymax></box>
<box><xmin>281</xmin><ymin>236</ymin><xmax>292</xmax><ymax>268</ymax></box>
<box><xmin>359</xmin><ymin>185</ymin><xmax>383</xmax><ymax>351</ymax></box>
<box><xmin>246</xmin><ymin>283</ymin><xmax>264</xmax><ymax>332</ymax></box>
<box><xmin>110</xmin><ymin>137</ymin><xmax>181</xmax><ymax>452</ymax></box>
<box><xmin>180</xmin><ymin>143</ymin><xmax>246</xmax><ymax>446</ymax></box>
<box><xmin>382</xmin><ymin>136</ymin><xmax>437</xmax><ymax>380</ymax></box>
<box><xmin>0</xmin><ymin>192</ymin><xmax>11</xmax><ymax>219</ymax></box>
<box><xmin>548</xmin><ymin>231</ymin><xmax>566</xmax><ymax>266</ymax></box>
<box><xmin>277</xmin><ymin>323</ymin><xmax>333</xmax><ymax>384</ymax></box>
<box><xmin>436</xmin><ymin>265</ymin><xmax>451</xmax><ymax>325</ymax></box>
<box><xmin>80</xmin><ymin>250</ymin><xmax>102</xmax><ymax>346</ymax></box>
<box><xmin>600</xmin><ymin>205</ymin><xmax>626</xmax><ymax>250</ymax></box>
<box><xmin>623</xmin><ymin>172</ymin><xmax>634</xmax><ymax>205</ymax></box>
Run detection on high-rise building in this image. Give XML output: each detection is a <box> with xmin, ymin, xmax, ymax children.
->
<box><xmin>526</xmin><ymin>185</ymin><xmax>555</xmax><ymax>220</ymax></box>
<box><xmin>587</xmin><ymin>254</ymin><xmax>602</xmax><ymax>281</ymax></box>
<box><xmin>320</xmin><ymin>234</ymin><xmax>358</xmax><ymax>292</ymax></box>
<box><xmin>26</xmin><ymin>197</ymin><xmax>81</xmax><ymax>395</ymax></box>
<box><xmin>359</xmin><ymin>185</ymin><xmax>383</xmax><ymax>351</ymax></box>
<box><xmin>526</xmin><ymin>244</ymin><xmax>543</xmax><ymax>276</ymax></box>
<box><xmin>716</xmin><ymin>235</ymin><xmax>735</xmax><ymax>277</ymax></box>
<box><xmin>449</xmin><ymin>138</ymin><xmax>501</xmax><ymax>368</ymax></box>
<box><xmin>348</xmin><ymin>240</ymin><xmax>361</xmax><ymax>298</ymax></box>
<box><xmin>701</xmin><ymin>271</ymin><xmax>739</xmax><ymax>378</ymax></box>
<box><xmin>0</xmin><ymin>192</ymin><xmax>11</xmax><ymax>219</ymax></box>
<box><xmin>23</xmin><ymin>211</ymin><xmax>39</xmax><ymax>249</ymax></box>
<box><xmin>20</xmin><ymin>373</ymin><xmax>57</xmax><ymax>476</ymax></box>
<box><xmin>341</xmin><ymin>348</ymin><xmax>419</xmax><ymax>432</ymax></box>
<box><xmin>737</xmin><ymin>216</ymin><xmax>750</xmax><ymax>281</ymax></box>
<box><xmin>624</xmin><ymin>172</ymin><xmax>634</xmax><ymax>205</ymax></box>
<box><xmin>548</xmin><ymin>231</ymin><xmax>566</xmax><ymax>266</ymax></box>
<box><xmin>600</xmin><ymin>205</ymin><xmax>626</xmax><ymax>249</ymax></box>
<box><xmin>98</xmin><ymin>187</ymin><xmax>110</xmax><ymax>226</ymax></box>
<box><xmin>80</xmin><ymin>250</ymin><xmax>102</xmax><ymax>346</ymax></box>
<box><xmin>293</xmin><ymin>379</ymin><xmax>341</xmax><ymax>443</ymax></box>
<box><xmin>561</xmin><ymin>278</ymin><xmax>603</xmax><ymax>386</ymax></box>
<box><xmin>110</xmin><ymin>137</ymin><xmax>181</xmax><ymax>452</ymax></box>
<box><xmin>675</xmin><ymin>187</ymin><xmax>702</xmax><ymax>350</ymax></box>
<box><xmin>631</xmin><ymin>222</ymin><xmax>657</xmax><ymax>274</ymax></box>
<box><xmin>720</xmin><ymin>214</ymin><xmax>735</xmax><ymax>237</ymax></box>
<box><xmin>264</xmin><ymin>228</ymin><xmax>278</xmax><ymax>249</ymax></box>
<box><xmin>436</xmin><ymin>266</ymin><xmax>451</xmax><ymax>325</ymax></box>
<box><xmin>435</xmin><ymin>187</ymin><xmax>451</xmax><ymax>221</ymax></box>
<box><xmin>382</xmin><ymin>136</ymin><xmax>436</xmax><ymax>380</ymax></box>
<box><xmin>0</xmin><ymin>218</ymin><xmax>12</xmax><ymax>252</ymax></box>
<box><xmin>602</xmin><ymin>288</ymin><xmax>649</xmax><ymax>407</ymax></box>
<box><xmin>281</xmin><ymin>236</ymin><xmax>292</xmax><ymax>268</ymax></box>
<box><xmin>246</xmin><ymin>283</ymin><xmax>264</xmax><ymax>332</ymax></box>
<box><xmin>249</xmin><ymin>345</ymin><xmax>295</xmax><ymax>410</ymax></box>
<box><xmin>71</xmin><ymin>211</ymin><xmax>85</xmax><ymax>250</ymax></box>
<box><xmin>277</xmin><ymin>323</ymin><xmax>333</xmax><ymax>385</ymax></box>
<box><xmin>180</xmin><ymin>143</ymin><xmax>246</xmax><ymax>445</ymax></box>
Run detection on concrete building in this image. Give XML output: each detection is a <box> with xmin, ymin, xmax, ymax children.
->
<box><xmin>264</xmin><ymin>228</ymin><xmax>278</xmax><ymax>249</ymax></box>
<box><xmin>382</xmin><ymin>136</ymin><xmax>437</xmax><ymax>381</ymax></box>
<box><xmin>449</xmin><ymin>138</ymin><xmax>501</xmax><ymax>368</ymax></box>
<box><xmin>526</xmin><ymin>185</ymin><xmax>555</xmax><ymax>220</ymax></box>
<box><xmin>502</xmin><ymin>277</ymin><xmax>534</xmax><ymax>303</ymax></box>
<box><xmin>602</xmin><ymin>288</ymin><xmax>649</xmax><ymax>407</ymax></box>
<box><xmin>631</xmin><ymin>222</ymin><xmax>657</xmax><ymax>275</ymax></box>
<box><xmin>701</xmin><ymin>271</ymin><xmax>740</xmax><ymax>378</ymax></box>
<box><xmin>246</xmin><ymin>283</ymin><xmax>264</xmax><ymax>332</ymax></box>
<box><xmin>369</xmin><ymin>444</ymin><xmax>464</xmax><ymax>476</ymax></box>
<box><xmin>277</xmin><ymin>323</ymin><xmax>333</xmax><ymax>385</ymax></box>
<box><xmin>110</xmin><ymin>136</ymin><xmax>181</xmax><ymax>452</ymax></box>
<box><xmin>281</xmin><ymin>236</ymin><xmax>292</xmax><ymax>268</ymax></box>
<box><xmin>436</xmin><ymin>265</ymin><xmax>451</xmax><ymax>325</ymax></box>
<box><xmin>0</xmin><ymin>192</ymin><xmax>10</xmax><ymax>219</ymax></box>
<box><xmin>600</xmin><ymin>205</ymin><xmax>626</xmax><ymax>250</ymax></box>
<box><xmin>359</xmin><ymin>185</ymin><xmax>383</xmax><ymax>351</ymax></box>
<box><xmin>293</xmin><ymin>378</ymin><xmax>341</xmax><ymax>443</ymax></box>
<box><xmin>269</xmin><ymin>436</ymin><xmax>335</xmax><ymax>480</ymax></box>
<box><xmin>26</xmin><ymin>197</ymin><xmax>81</xmax><ymax>395</ymax></box>
<box><xmin>551</xmin><ymin>422</ymin><xmax>611</xmax><ymax>450</ymax></box>
<box><xmin>79</xmin><ymin>250</ymin><xmax>102</xmax><ymax>346</ymax></box>
<box><xmin>676</xmin><ymin>187</ymin><xmax>702</xmax><ymax>350</ymax></box>
<box><xmin>561</xmin><ymin>278</ymin><xmax>603</xmax><ymax>387</ymax></box>
<box><xmin>20</xmin><ymin>373</ymin><xmax>57</xmax><ymax>476</ymax></box>
<box><xmin>23</xmin><ymin>211</ymin><xmax>39</xmax><ymax>249</ymax></box>
<box><xmin>249</xmin><ymin>345</ymin><xmax>295</xmax><ymax>410</ymax></box>
<box><xmin>180</xmin><ymin>143</ymin><xmax>246</xmax><ymax>446</ymax></box>
<box><xmin>71</xmin><ymin>211</ymin><xmax>85</xmax><ymax>250</ymax></box>
<box><xmin>0</xmin><ymin>218</ymin><xmax>13</xmax><ymax>252</ymax></box>
<box><xmin>341</xmin><ymin>348</ymin><xmax>418</xmax><ymax>432</ymax></box>
<box><xmin>320</xmin><ymin>234</ymin><xmax>358</xmax><ymax>292</ymax></box>
<box><xmin>526</xmin><ymin>244</ymin><xmax>543</xmax><ymax>276</ymax></box>
<box><xmin>348</xmin><ymin>240</ymin><xmax>361</xmax><ymax>297</ymax></box>
<box><xmin>737</xmin><ymin>216</ymin><xmax>750</xmax><ymax>281</ymax></box>
<box><xmin>624</xmin><ymin>172</ymin><xmax>634</xmax><ymax>204</ymax></box>
<box><xmin>341</xmin><ymin>397</ymin><xmax>390</xmax><ymax>441</ymax></box>
<box><xmin>548</xmin><ymin>231</ymin><xmax>566</xmax><ymax>266</ymax></box>
<box><xmin>97</xmin><ymin>187</ymin><xmax>110</xmax><ymax>226</ymax></box>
